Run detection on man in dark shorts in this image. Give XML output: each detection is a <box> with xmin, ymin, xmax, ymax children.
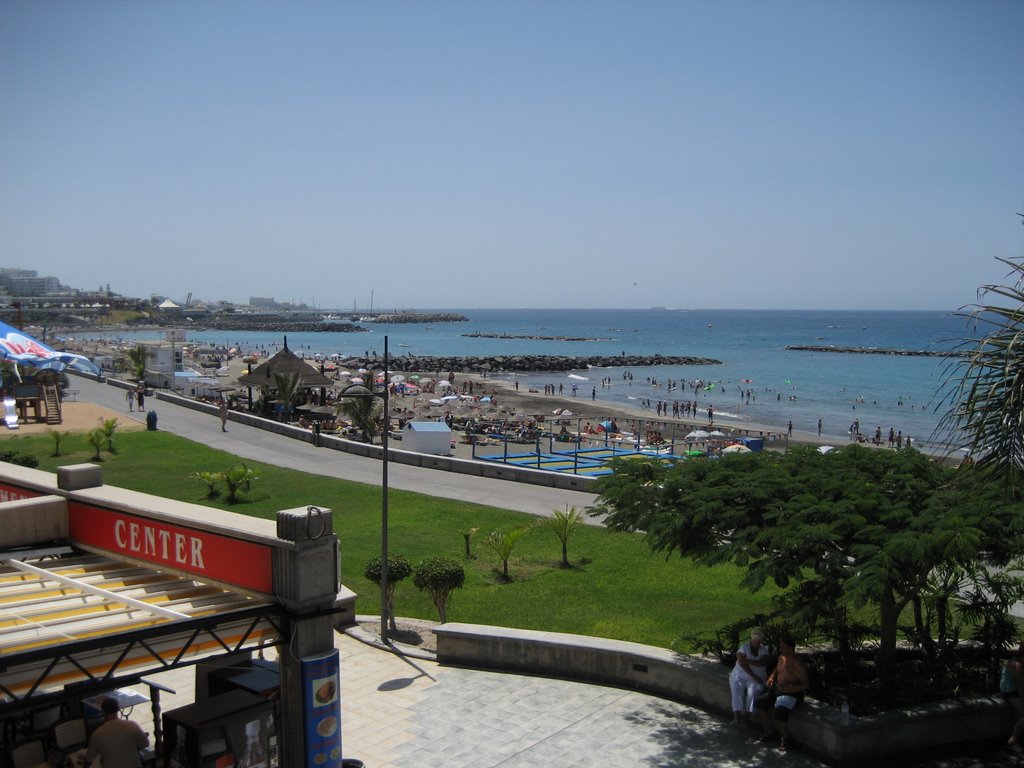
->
<box><xmin>757</xmin><ymin>633</ymin><xmax>810</xmax><ymax>752</ymax></box>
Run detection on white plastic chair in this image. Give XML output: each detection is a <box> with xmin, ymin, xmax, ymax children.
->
<box><xmin>11</xmin><ymin>741</ymin><xmax>48</xmax><ymax>768</ymax></box>
<box><xmin>53</xmin><ymin>717</ymin><xmax>88</xmax><ymax>754</ymax></box>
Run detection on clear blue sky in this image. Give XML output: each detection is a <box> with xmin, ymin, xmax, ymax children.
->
<box><xmin>1</xmin><ymin>1</ymin><xmax>1021</xmax><ymax>310</ymax></box>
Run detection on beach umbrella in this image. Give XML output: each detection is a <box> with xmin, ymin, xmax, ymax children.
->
<box><xmin>357</xmin><ymin>367</ymin><xmax>370</xmax><ymax>374</ymax></box>
<box><xmin>409</xmin><ymin>374</ymin><xmax>421</xmax><ymax>380</ymax></box>
<box><xmin>818</xmin><ymin>445</ymin><xmax>836</xmax><ymax>454</ymax></box>
<box><xmin>437</xmin><ymin>379</ymin><xmax>451</xmax><ymax>389</ymax></box>
<box><xmin>0</xmin><ymin>321</ymin><xmax>101</xmax><ymax>379</ymax></box>
<box><xmin>722</xmin><ymin>444</ymin><xmax>751</xmax><ymax>454</ymax></box>
<box><xmin>390</xmin><ymin>374</ymin><xmax>406</xmax><ymax>383</ymax></box>
<box><xmin>349</xmin><ymin>377</ymin><xmax>364</xmax><ymax>384</ymax></box>
<box><xmin>337</xmin><ymin>370</ymin><xmax>351</xmax><ymax>376</ymax></box>
<box><xmin>709</xmin><ymin>430</ymin><xmax>727</xmax><ymax>437</ymax></box>
<box><xmin>685</xmin><ymin>430</ymin><xmax>710</xmax><ymax>440</ymax></box>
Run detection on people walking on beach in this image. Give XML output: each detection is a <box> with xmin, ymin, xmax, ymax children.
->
<box><xmin>136</xmin><ymin>385</ymin><xmax>145</xmax><ymax>411</ymax></box>
<box><xmin>126</xmin><ymin>389</ymin><xmax>134</xmax><ymax>412</ymax></box>
<box><xmin>218</xmin><ymin>399</ymin><xmax>229</xmax><ymax>432</ymax></box>
<box><xmin>817</xmin><ymin>418</ymin><xmax>822</xmax><ymax>436</ymax></box>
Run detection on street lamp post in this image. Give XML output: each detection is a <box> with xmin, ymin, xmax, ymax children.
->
<box><xmin>380</xmin><ymin>337</ymin><xmax>389</xmax><ymax>644</ymax></box>
<box><xmin>338</xmin><ymin>335</ymin><xmax>391</xmax><ymax>644</ymax></box>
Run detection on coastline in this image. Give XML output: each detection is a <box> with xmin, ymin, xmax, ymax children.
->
<box><xmin>466</xmin><ymin>374</ymin><xmax>840</xmax><ymax>451</ymax></box>
<box><xmin>60</xmin><ymin>331</ymin><xmax>942</xmax><ymax>458</ymax></box>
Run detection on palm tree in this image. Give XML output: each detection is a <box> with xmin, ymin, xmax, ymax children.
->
<box><xmin>540</xmin><ymin>505</ymin><xmax>584</xmax><ymax>568</ymax></box>
<box><xmin>482</xmin><ymin>526</ymin><xmax>530</xmax><ymax>581</ymax></box>
<box><xmin>126</xmin><ymin>344</ymin><xmax>149</xmax><ymax>381</ymax></box>
<box><xmin>99</xmin><ymin>418</ymin><xmax>119</xmax><ymax>453</ymax></box>
<box><xmin>939</xmin><ymin>221</ymin><xmax>1024</xmax><ymax>485</ymax></box>
<box><xmin>272</xmin><ymin>371</ymin><xmax>302</xmax><ymax>422</ymax></box>
<box><xmin>335</xmin><ymin>388</ymin><xmax>383</xmax><ymax>442</ymax></box>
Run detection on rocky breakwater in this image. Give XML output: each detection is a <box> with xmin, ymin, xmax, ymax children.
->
<box><xmin>370</xmin><ymin>312</ymin><xmax>468</xmax><ymax>324</ymax></box>
<box><xmin>200</xmin><ymin>313</ymin><xmax>369</xmax><ymax>333</ymax></box>
<box><xmin>785</xmin><ymin>345</ymin><xmax>966</xmax><ymax>357</ymax></box>
<box><xmin>335</xmin><ymin>353</ymin><xmax>722</xmax><ymax>373</ymax></box>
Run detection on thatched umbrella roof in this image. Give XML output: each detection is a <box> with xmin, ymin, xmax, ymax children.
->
<box><xmin>237</xmin><ymin>338</ymin><xmax>333</xmax><ymax>388</ymax></box>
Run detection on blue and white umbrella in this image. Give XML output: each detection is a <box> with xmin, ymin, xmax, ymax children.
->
<box><xmin>0</xmin><ymin>321</ymin><xmax>101</xmax><ymax>379</ymax></box>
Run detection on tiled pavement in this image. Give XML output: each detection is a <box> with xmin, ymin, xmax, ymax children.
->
<box><xmin>136</xmin><ymin>629</ymin><xmax>828</xmax><ymax>768</ymax></box>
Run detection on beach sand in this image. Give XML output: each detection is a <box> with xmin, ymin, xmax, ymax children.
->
<box><xmin>0</xmin><ymin>401</ymin><xmax>145</xmax><ymax>439</ymax></box>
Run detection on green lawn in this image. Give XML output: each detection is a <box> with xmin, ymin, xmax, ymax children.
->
<box><xmin>6</xmin><ymin>430</ymin><xmax>775</xmax><ymax>649</ymax></box>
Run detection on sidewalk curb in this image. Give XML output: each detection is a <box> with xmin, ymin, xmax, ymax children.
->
<box><xmin>343</xmin><ymin>615</ymin><xmax>438</xmax><ymax>662</ymax></box>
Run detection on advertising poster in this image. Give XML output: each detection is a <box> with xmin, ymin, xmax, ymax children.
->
<box><xmin>301</xmin><ymin>650</ymin><xmax>342</xmax><ymax>768</ymax></box>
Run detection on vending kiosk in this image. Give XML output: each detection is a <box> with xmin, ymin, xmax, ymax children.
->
<box><xmin>164</xmin><ymin>689</ymin><xmax>279</xmax><ymax>768</ymax></box>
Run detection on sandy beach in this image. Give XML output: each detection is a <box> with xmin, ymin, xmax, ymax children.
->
<box><xmin>0</xmin><ymin>401</ymin><xmax>145</xmax><ymax>439</ymax></box>
<box><xmin>216</xmin><ymin>354</ymin><xmax>830</xmax><ymax>455</ymax></box>
<box><xmin>45</xmin><ymin>338</ymin><xmax>876</xmax><ymax>455</ymax></box>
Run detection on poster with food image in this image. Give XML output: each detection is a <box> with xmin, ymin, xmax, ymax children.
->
<box><xmin>301</xmin><ymin>650</ymin><xmax>342</xmax><ymax>768</ymax></box>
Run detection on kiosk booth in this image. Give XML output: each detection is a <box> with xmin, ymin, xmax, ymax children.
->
<box><xmin>0</xmin><ymin>461</ymin><xmax>356</xmax><ymax>767</ymax></box>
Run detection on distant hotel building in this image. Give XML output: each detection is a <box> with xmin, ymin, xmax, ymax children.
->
<box><xmin>0</xmin><ymin>268</ymin><xmax>64</xmax><ymax>297</ymax></box>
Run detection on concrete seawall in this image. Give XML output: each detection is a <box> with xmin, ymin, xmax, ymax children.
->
<box><xmin>148</xmin><ymin>387</ymin><xmax>599</xmax><ymax>493</ymax></box>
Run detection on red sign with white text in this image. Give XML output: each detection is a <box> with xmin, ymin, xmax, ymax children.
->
<box><xmin>0</xmin><ymin>482</ymin><xmax>43</xmax><ymax>503</ymax></box>
<box><xmin>68</xmin><ymin>502</ymin><xmax>273</xmax><ymax>594</ymax></box>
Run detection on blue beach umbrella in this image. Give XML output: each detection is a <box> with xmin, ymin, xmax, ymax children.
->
<box><xmin>0</xmin><ymin>321</ymin><xmax>101</xmax><ymax>379</ymax></box>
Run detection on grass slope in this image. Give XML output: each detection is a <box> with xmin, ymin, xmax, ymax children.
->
<box><xmin>10</xmin><ymin>430</ymin><xmax>774</xmax><ymax>648</ymax></box>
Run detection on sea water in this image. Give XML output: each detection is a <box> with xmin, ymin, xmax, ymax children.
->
<box><xmin>78</xmin><ymin>308</ymin><xmax>973</xmax><ymax>453</ymax></box>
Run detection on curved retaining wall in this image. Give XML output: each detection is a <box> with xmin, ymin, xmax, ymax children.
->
<box><xmin>432</xmin><ymin>623</ymin><xmax>1010</xmax><ymax>766</ymax></box>
<box><xmin>149</xmin><ymin>389</ymin><xmax>597</xmax><ymax>492</ymax></box>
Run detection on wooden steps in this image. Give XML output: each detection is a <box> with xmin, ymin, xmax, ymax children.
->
<box><xmin>43</xmin><ymin>385</ymin><xmax>61</xmax><ymax>424</ymax></box>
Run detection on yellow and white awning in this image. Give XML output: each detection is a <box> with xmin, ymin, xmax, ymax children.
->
<box><xmin>0</xmin><ymin>551</ymin><xmax>282</xmax><ymax>707</ymax></box>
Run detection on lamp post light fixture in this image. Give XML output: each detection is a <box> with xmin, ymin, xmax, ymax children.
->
<box><xmin>338</xmin><ymin>335</ymin><xmax>391</xmax><ymax>644</ymax></box>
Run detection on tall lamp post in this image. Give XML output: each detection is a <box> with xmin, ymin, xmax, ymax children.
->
<box><xmin>339</xmin><ymin>335</ymin><xmax>391</xmax><ymax>644</ymax></box>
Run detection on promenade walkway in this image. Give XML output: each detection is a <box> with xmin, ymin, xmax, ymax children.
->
<box><xmin>59</xmin><ymin>377</ymin><xmax>1020</xmax><ymax>767</ymax></box>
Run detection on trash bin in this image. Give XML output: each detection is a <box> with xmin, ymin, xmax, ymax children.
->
<box><xmin>146</xmin><ymin>410</ymin><xmax>158</xmax><ymax>431</ymax></box>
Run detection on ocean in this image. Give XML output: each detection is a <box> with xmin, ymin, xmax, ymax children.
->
<box><xmin>77</xmin><ymin>308</ymin><xmax>973</xmax><ymax>453</ymax></box>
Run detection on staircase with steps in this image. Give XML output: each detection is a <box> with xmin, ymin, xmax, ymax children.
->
<box><xmin>43</xmin><ymin>385</ymin><xmax>61</xmax><ymax>424</ymax></box>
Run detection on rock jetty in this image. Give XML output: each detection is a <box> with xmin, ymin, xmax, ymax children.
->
<box><xmin>785</xmin><ymin>345</ymin><xmax>965</xmax><ymax>357</ymax></box>
<box><xmin>334</xmin><ymin>353</ymin><xmax>721</xmax><ymax>373</ymax></box>
<box><xmin>462</xmin><ymin>333</ymin><xmax>611</xmax><ymax>342</ymax></box>
<box><xmin>195</xmin><ymin>314</ymin><xmax>369</xmax><ymax>333</ymax></box>
<box><xmin>369</xmin><ymin>312</ymin><xmax>468</xmax><ymax>324</ymax></box>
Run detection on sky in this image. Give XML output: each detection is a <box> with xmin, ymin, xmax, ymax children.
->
<box><xmin>1</xmin><ymin>1</ymin><xmax>1022</xmax><ymax>311</ymax></box>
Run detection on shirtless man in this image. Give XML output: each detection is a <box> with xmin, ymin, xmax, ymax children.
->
<box><xmin>757</xmin><ymin>633</ymin><xmax>810</xmax><ymax>751</ymax></box>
